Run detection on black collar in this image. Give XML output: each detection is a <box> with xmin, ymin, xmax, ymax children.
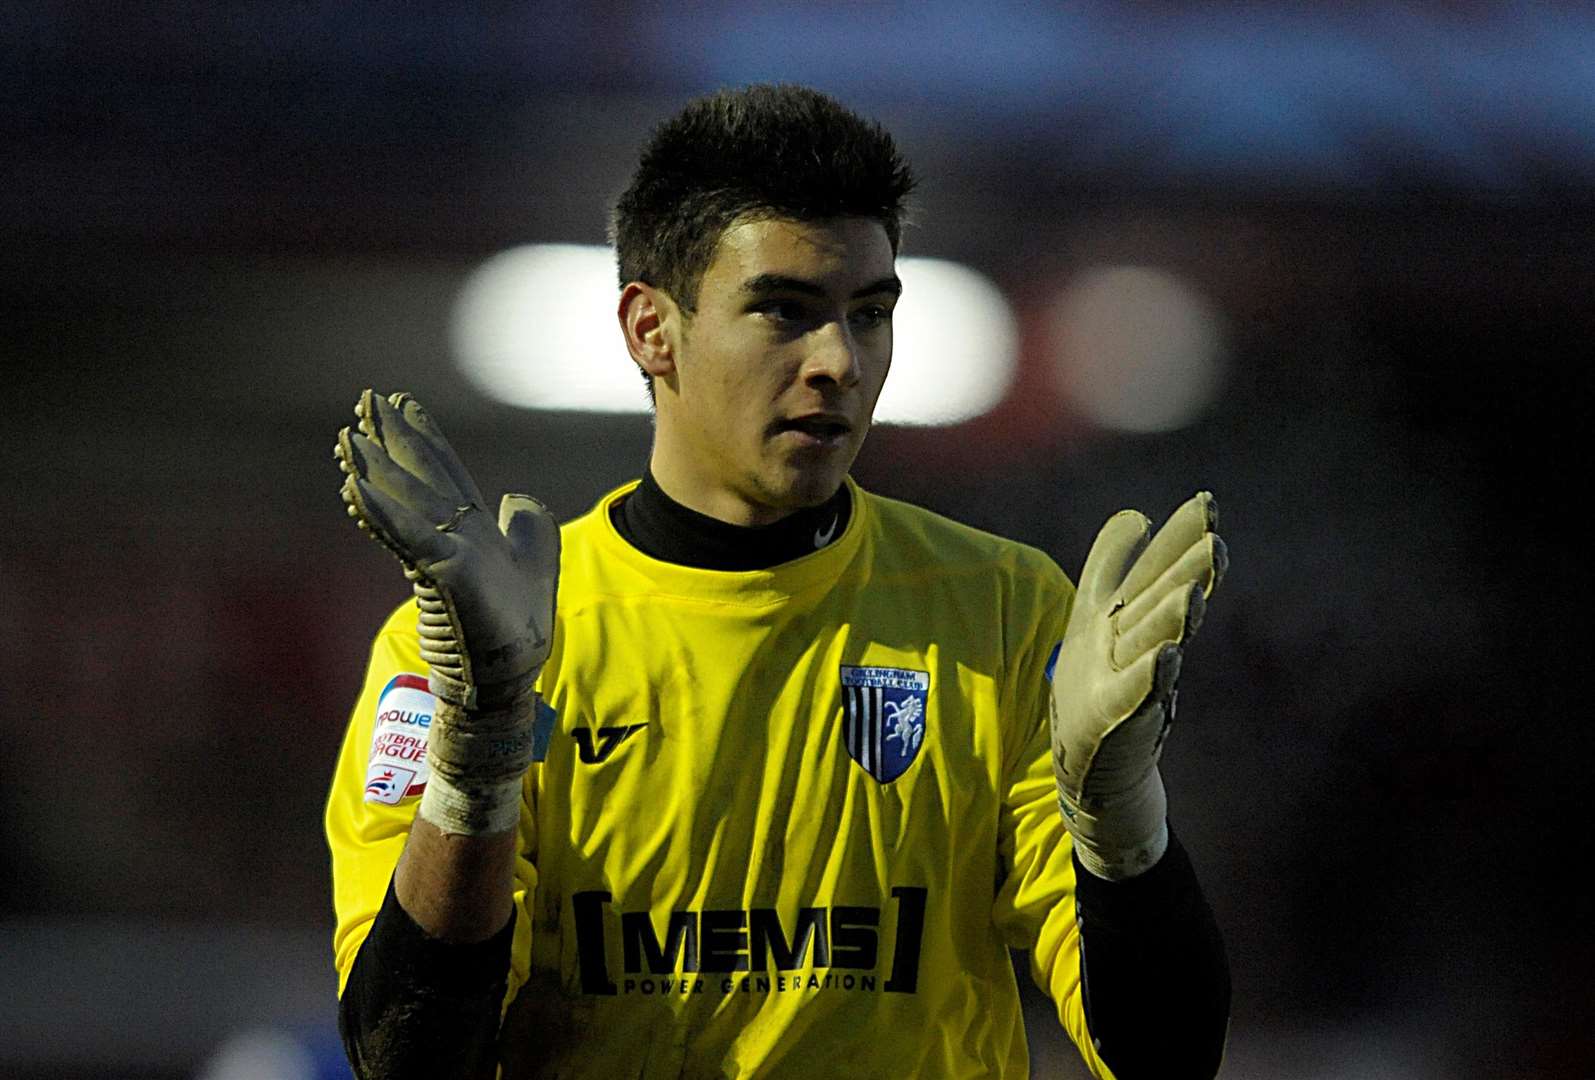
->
<box><xmin>610</xmin><ymin>469</ymin><xmax>851</xmax><ymax>571</ymax></box>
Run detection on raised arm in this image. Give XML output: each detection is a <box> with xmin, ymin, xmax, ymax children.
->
<box><xmin>1047</xmin><ymin>492</ymin><xmax>1231</xmax><ymax>1076</ymax></box>
<box><xmin>331</xmin><ymin>390</ymin><xmax>559</xmax><ymax>1077</ymax></box>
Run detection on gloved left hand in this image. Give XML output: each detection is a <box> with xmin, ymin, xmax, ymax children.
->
<box><xmin>1050</xmin><ymin>492</ymin><xmax>1226</xmax><ymax>880</ymax></box>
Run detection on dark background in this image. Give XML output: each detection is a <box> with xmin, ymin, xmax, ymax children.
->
<box><xmin>3</xmin><ymin>4</ymin><xmax>1592</xmax><ymax>1077</ymax></box>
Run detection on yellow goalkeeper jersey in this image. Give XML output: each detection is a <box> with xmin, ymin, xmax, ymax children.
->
<box><xmin>327</xmin><ymin>478</ymin><xmax>1115</xmax><ymax>1079</ymax></box>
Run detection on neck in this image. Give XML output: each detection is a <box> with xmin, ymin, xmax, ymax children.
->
<box><xmin>646</xmin><ymin>444</ymin><xmax>788</xmax><ymax>527</ymax></box>
<box><xmin>612</xmin><ymin>468</ymin><xmax>851</xmax><ymax>571</ymax></box>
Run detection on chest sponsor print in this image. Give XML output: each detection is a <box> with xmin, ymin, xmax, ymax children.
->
<box><xmin>839</xmin><ymin>665</ymin><xmax>929</xmax><ymax>783</ymax></box>
<box><xmin>364</xmin><ymin>672</ymin><xmax>434</xmax><ymax>803</ymax></box>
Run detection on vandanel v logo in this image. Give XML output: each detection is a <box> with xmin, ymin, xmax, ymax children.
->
<box><xmin>572</xmin><ymin>725</ymin><xmax>647</xmax><ymax>764</ymax></box>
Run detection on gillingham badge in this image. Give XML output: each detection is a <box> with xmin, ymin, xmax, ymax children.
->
<box><xmin>839</xmin><ymin>665</ymin><xmax>930</xmax><ymax>783</ymax></box>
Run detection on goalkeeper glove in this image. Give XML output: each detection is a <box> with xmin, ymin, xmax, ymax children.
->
<box><xmin>1050</xmin><ymin>492</ymin><xmax>1226</xmax><ymax>880</ymax></box>
<box><xmin>335</xmin><ymin>390</ymin><xmax>559</xmax><ymax>835</ymax></box>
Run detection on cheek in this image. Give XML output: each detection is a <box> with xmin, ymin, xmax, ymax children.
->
<box><xmin>686</xmin><ymin>345</ymin><xmax>780</xmax><ymax>435</ymax></box>
<box><xmin>864</xmin><ymin>341</ymin><xmax>893</xmax><ymax>394</ymax></box>
<box><xmin>727</xmin><ymin>346</ymin><xmax>801</xmax><ymax>401</ymax></box>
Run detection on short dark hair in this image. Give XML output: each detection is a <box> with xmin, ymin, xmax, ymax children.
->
<box><xmin>611</xmin><ymin>84</ymin><xmax>916</xmax><ymax>311</ymax></box>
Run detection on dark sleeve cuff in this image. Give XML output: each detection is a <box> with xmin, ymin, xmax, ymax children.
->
<box><xmin>354</xmin><ymin>874</ymin><xmax>517</xmax><ymax>994</ymax></box>
<box><xmin>1072</xmin><ymin>826</ymin><xmax>1210</xmax><ymax>931</ymax></box>
<box><xmin>338</xmin><ymin>875</ymin><xmax>515</xmax><ymax>1079</ymax></box>
<box><xmin>1071</xmin><ymin>825</ymin><xmax>1231</xmax><ymax>1080</ymax></box>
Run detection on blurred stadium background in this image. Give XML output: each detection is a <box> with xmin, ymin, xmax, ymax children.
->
<box><xmin>3</xmin><ymin>3</ymin><xmax>1592</xmax><ymax>1077</ymax></box>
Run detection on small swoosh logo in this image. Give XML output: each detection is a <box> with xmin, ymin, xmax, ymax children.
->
<box><xmin>814</xmin><ymin>515</ymin><xmax>838</xmax><ymax>548</ymax></box>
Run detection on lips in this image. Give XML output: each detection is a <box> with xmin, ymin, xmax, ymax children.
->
<box><xmin>775</xmin><ymin>414</ymin><xmax>852</xmax><ymax>440</ymax></box>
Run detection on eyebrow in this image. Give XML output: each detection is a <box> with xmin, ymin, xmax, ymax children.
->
<box><xmin>740</xmin><ymin>273</ymin><xmax>903</xmax><ymax>301</ymax></box>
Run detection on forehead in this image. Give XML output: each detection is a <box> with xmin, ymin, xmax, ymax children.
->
<box><xmin>699</xmin><ymin>216</ymin><xmax>896</xmax><ymax>299</ymax></box>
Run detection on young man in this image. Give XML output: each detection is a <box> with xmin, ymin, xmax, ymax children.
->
<box><xmin>327</xmin><ymin>85</ymin><xmax>1229</xmax><ymax>1078</ymax></box>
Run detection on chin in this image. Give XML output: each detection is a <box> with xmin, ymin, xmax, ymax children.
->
<box><xmin>763</xmin><ymin>464</ymin><xmax>847</xmax><ymax>511</ymax></box>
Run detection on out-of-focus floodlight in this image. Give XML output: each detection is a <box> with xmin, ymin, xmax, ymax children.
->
<box><xmin>451</xmin><ymin>245</ymin><xmax>640</xmax><ymax>412</ymax></box>
<box><xmin>876</xmin><ymin>257</ymin><xmax>1017</xmax><ymax>425</ymax></box>
<box><xmin>450</xmin><ymin>245</ymin><xmax>1017</xmax><ymax>425</ymax></box>
<box><xmin>197</xmin><ymin>1029</ymin><xmax>316</xmax><ymax>1080</ymax></box>
<box><xmin>1047</xmin><ymin>266</ymin><xmax>1226</xmax><ymax>433</ymax></box>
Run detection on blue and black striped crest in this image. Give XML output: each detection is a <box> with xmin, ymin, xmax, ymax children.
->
<box><xmin>840</xmin><ymin>665</ymin><xmax>929</xmax><ymax>783</ymax></box>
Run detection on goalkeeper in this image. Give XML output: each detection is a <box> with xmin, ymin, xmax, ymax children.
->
<box><xmin>327</xmin><ymin>84</ymin><xmax>1229</xmax><ymax>1079</ymax></box>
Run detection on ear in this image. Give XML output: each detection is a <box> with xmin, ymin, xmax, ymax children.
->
<box><xmin>618</xmin><ymin>282</ymin><xmax>680</xmax><ymax>380</ymax></box>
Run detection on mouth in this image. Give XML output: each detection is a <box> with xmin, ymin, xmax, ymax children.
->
<box><xmin>772</xmin><ymin>414</ymin><xmax>854</xmax><ymax>448</ymax></box>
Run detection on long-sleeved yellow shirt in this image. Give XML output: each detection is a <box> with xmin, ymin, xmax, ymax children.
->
<box><xmin>327</xmin><ymin>478</ymin><xmax>1115</xmax><ymax>1078</ymax></box>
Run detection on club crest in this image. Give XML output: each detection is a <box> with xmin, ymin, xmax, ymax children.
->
<box><xmin>840</xmin><ymin>665</ymin><xmax>930</xmax><ymax>783</ymax></box>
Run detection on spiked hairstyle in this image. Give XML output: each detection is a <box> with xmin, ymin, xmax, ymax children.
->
<box><xmin>611</xmin><ymin>84</ymin><xmax>917</xmax><ymax>313</ymax></box>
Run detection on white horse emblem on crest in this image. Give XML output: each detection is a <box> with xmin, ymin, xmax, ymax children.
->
<box><xmin>884</xmin><ymin>697</ymin><xmax>923</xmax><ymax>752</ymax></box>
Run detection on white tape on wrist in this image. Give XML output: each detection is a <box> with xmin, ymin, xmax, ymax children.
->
<box><xmin>418</xmin><ymin>771</ymin><xmax>523</xmax><ymax>835</ymax></box>
<box><xmin>415</xmin><ymin>694</ymin><xmax>538</xmax><ymax>835</ymax></box>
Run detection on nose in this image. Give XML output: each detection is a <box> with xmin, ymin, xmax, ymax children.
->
<box><xmin>802</xmin><ymin>321</ymin><xmax>862</xmax><ymax>389</ymax></box>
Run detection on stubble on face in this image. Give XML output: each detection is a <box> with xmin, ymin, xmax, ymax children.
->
<box><xmin>648</xmin><ymin>216</ymin><xmax>899</xmax><ymax>526</ymax></box>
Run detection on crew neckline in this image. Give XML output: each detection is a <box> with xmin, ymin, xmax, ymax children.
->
<box><xmin>611</xmin><ymin>468</ymin><xmax>853</xmax><ymax>571</ymax></box>
<box><xmin>587</xmin><ymin>476</ymin><xmax>869</xmax><ymax>606</ymax></box>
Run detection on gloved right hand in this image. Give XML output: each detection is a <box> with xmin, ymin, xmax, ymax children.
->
<box><xmin>336</xmin><ymin>390</ymin><xmax>560</xmax><ymax>834</ymax></box>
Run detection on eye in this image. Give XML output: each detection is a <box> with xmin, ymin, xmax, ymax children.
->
<box><xmin>753</xmin><ymin>299</ymin><xmax>811</xmax><ymax>324</ymax></box>
<box><xmin>849</xmin><ymin>304</ymin><xmax>893</xmax><ymax>330</ymax></box>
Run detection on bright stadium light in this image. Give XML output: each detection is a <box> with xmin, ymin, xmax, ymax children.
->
<box><xmin>450</xmin><ymin>245</ymin><xmax>643</xmax><ymax>412</ymax></box>
<box><xmin>1046</xmin><ymin>266</ymin><xmax>1227</xmax><ymax>434</ymax></box>
<box><xmin>876</xmin><ymin>257</ymin><xmax>1017</xmax><ymax>425</ymax></box>
<box><xmin>450</xmin><ymin>245</ymin><xmax>1017</xmax><ymax>425</ymax></box>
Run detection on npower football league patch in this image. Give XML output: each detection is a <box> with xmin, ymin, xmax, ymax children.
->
<box><xmin>364</xmin><ymin>672</ymin><xmax>434</xmax><ymax>804</ymax></box>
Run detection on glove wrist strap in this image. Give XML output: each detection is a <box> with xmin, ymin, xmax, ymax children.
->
<box><xmin>427</xmin><ymin>670</ymin><xmax>539</xmax><ymax>712</ymax></box>
<box><xmin>416</xmin><ymin>693</ymin><xmax>540</xmax><ymax>836</ymax></box>
<box><xmin>1061</xmin><ymin>767</ymin><xmax>1169</xmax><ymax>881</ymax></box>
